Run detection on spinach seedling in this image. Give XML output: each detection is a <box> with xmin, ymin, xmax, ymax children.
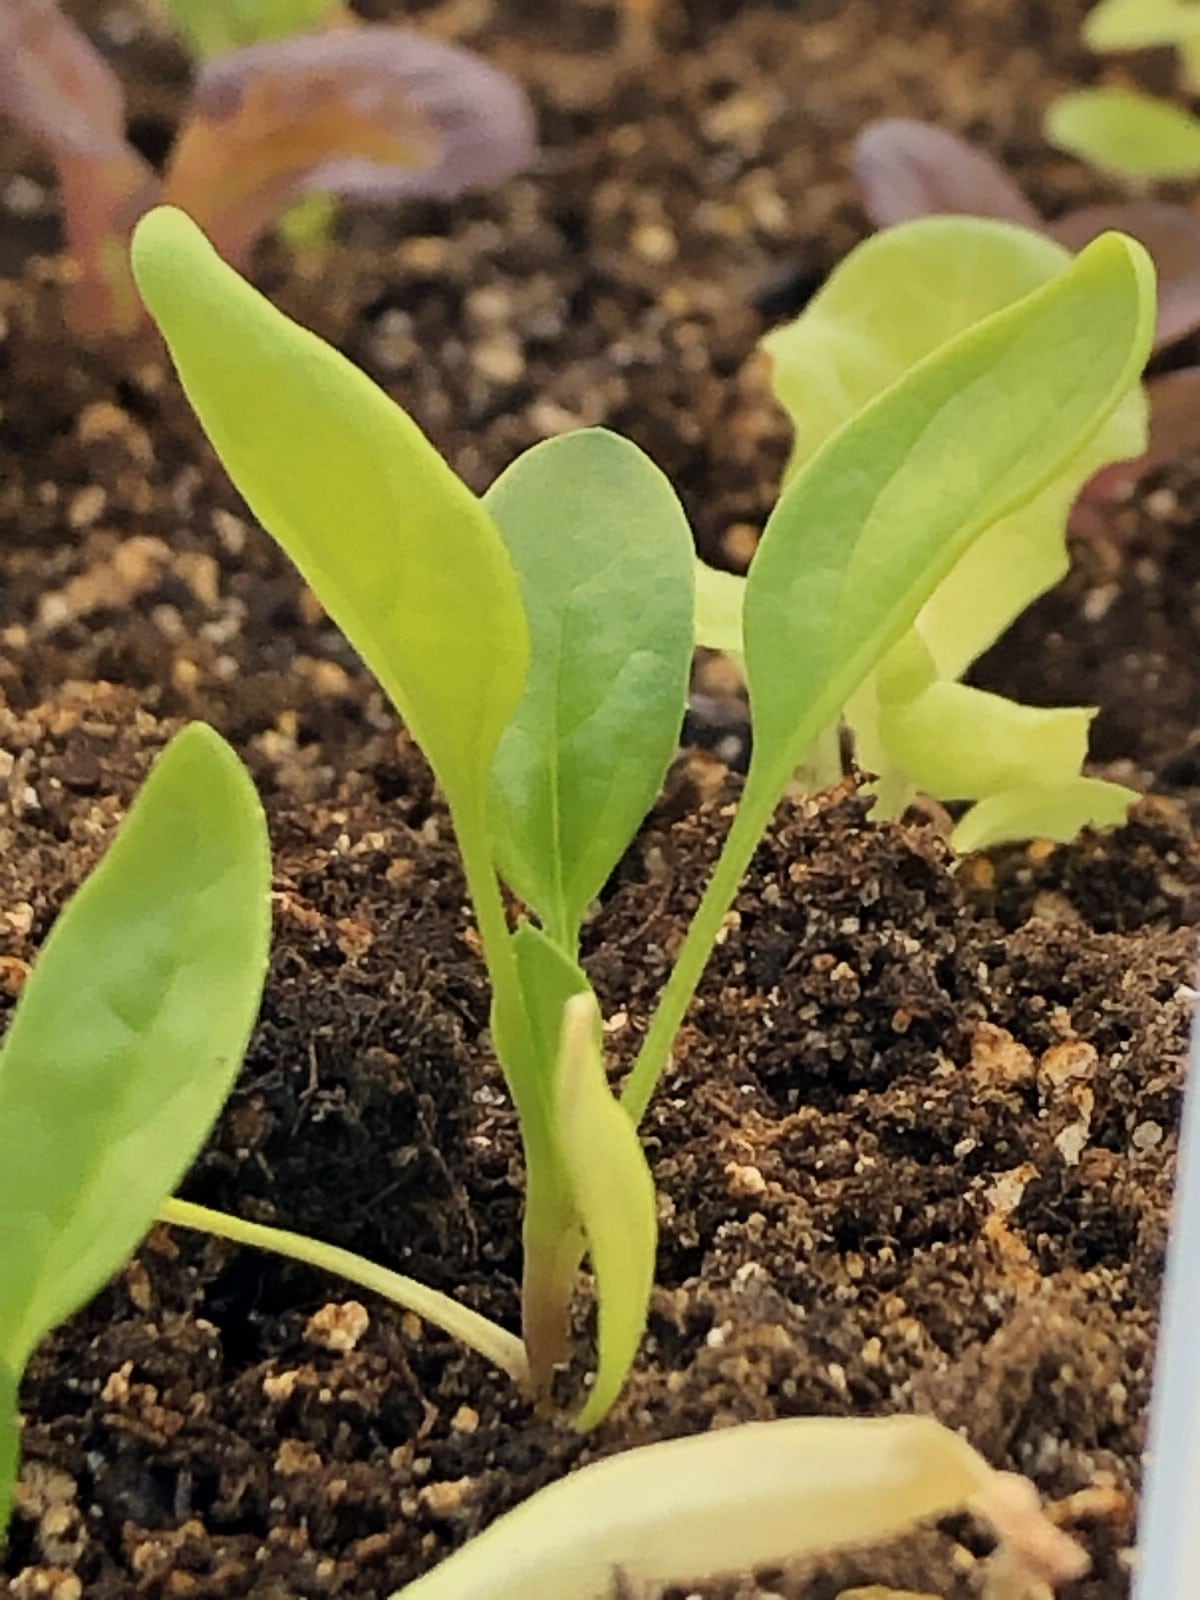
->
<box><xmin>0</xmin><ymin>0</ymin><xmax>534</xmax><ymax>337</ymax></box>
<box><xmin>131</xmin><ymin>205</ymin><xmax>1152</xmax><ymax>1424</ymax></box>
<box><xmin>852</xmin><ymin>120</ymin><xmax>1200</xmax><ymax>531</ymax></box>
<box><xmin>698</xmin><ymin>215</ymin><xmax>1150</xmax><ymax>852</ymax></box>
<box><xmin>0</xmin><ymin>723</ymin><xmax>271</xmax><ymax>1539</ymax></box>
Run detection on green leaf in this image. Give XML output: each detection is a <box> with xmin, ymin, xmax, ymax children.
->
<box><xmin>951</xmin><ymin>776</ymin><xmax>1138</xmax><ymax>854</ymax></box>
<box><xmin>1083</xmin><ymin>0</ymin><xmax>1200</xmax><ymax>53</ymax></box>
<box><xmin>764</xmin><ymin>217</ymin><xmax>1147</xmax><ymax>679</ymax></box>
<box><xmin>156</xmin><ymin>0</ymin><xmax>337</xmax><ymax>57</ymax></box>
<box><xmin>694</xmin><ymin>559</ymin><xmax>745</xmax><ymax>658</ymax></box>
<box><xmin>131</xmin><ymin>207</ymin><xmax>529</xmax><ymax>820</ymax></box>
<box><xmin>874</xmin><ymin>651</ymin><xmax>1097</xmax><ymax>802</ymax></box>
<box><xmin>485</xmin><ymin>431</ymin><xmax>694</xmax><ymax>947</ymax></box>
<box><xmin>742</xmin><ymin>232</ymin><xmax>1155</xmax><ymax>803</ymax></box>
<box><xmin>554</xmin><ymin>994</ymin><xmax>657</xmax><ymax>1431</ymax></box>
<box><xmin>0</xmin><ymin>1362</ymin><xmax>15</xmax><ymax>1542</ymax></box>
<box><xmin>1045</xmin><ymin>89</ymin><xmax>1200</xmax><ymax>181</ymax></box>
<box><xmin>0</xmin><ymin>724</ymin><xmax>271</xmax><ymax>1372</ymax></box>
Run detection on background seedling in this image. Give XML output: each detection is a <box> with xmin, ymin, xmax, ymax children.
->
<box><xmin>852</xmin><ymin>118</ymin><xmax>1200</xmax><ymax>531</ymax></box>
<box><xmin>0</xmin><ymin>724</ymin><xmax>271</xmax><ymax>1536</ymax></box>
<box><xmin>0</xmin><ymin>0</ymin><xmax>534</xmax><ymax>336</ymax></box>
<box><xmin>695</xmin><ymin>215</ymin><xmax>1149</xmax><ymax>851</ymax></box>
<box><xmin>130</xmin><ymin>204</ymin><xmax>1153</xmax><ymax>1426</ymax></box>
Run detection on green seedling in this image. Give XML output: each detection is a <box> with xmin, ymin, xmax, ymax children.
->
<box><xmin>1046</xmin><ymin>86</ymin><xmax>1200</xmax><ymax>180</ymax></box>
<box><xmin>1044</xmin><ymin>1</ymin><xmax>1200</xmax><ymax>180</ymax></box>
<box><xmin>390</xmin><ymin>1414</ymin><xmax>1087</xmax><ymax>1599</ymax></box>
<box><xmin>150</xmin><ymin>0</ymin><xmax>342</xmax><ymax>58</ymax></box>
<box><xmin>0</xmin><ymin>724</ymin><xmax>271</xmax><ymax>1537</ymax></box>
<box><xmin>1084</xmin><ymin>0</ymin><xmax>1200</xmax><ymax>92</ymax></box>
<box><xmin>697</xmin><ymin>216</ymin><xmax>1147</xmax><ymax>852</ymax></box>
<box><xmin>130</xmin><ymin>205</ymin><xmax>1152</xmax><ymax>1429</ymax></box>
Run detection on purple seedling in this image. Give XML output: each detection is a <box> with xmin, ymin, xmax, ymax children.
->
<box><xmin>853</xmin><ymin>118</ymin><xmax>1200</xmax><ymax>521</ymax></box>
<box><xmin>0</xmin><ymin>0</ymin><xmax>535</xmax><ymax>339</ymax></box>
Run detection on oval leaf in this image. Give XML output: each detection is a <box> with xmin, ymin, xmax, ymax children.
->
<box><xmin>485</xmin><ymin>430</ymin><xmax>694</xmax><ymax>945</ymax></box>
<box><xmin>0</xmin><ymin>723</ymin><xmax>271</xmax><ymax>1370</ymax></box>
<box><xmin>1083</xmin><ymin>0</ymin><xmax>1200</xmax><ymax>52</ymax></box>
<box><xmin>745</xmin><ymin>232</ymin><xmax>1155</xmax><ymax>795</ymax></box>
<box><xmin>155</xmin><ymin>0</ymin><xmax>340</xmax><ymax>58</ymax></box>
<box><xmin>555</xmin><ymin>993</ymin><xmax>656</xmax><ymax>1432</ymax></box>
<box><xmin>132</xmin><ymin>207</ymin><xmax>529</xmax><ymax>815</ymax></box>
<box><xmin>393</xmin><ymin>1415</ymin><xmax>1029</xmax><ymax>1599</ymax></box>
<box><xmin>853</xmin><ymin>119</ymin><xmax>1041</xmax><ymax>231</ymax></box>
<box><xmin>1045</xmin><ymin>89</ymin><xmax>1200</xmax><ymax>181</ymax></box>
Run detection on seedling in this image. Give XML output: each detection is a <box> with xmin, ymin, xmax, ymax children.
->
<box><xmin>1047</xmin><ymin>0</ymin><xmax>1200</xmax><ymax>177</ymax></box>
<box><xmin>0</xmin><ymin>0</ymin><xmax>534</xmax><ymax>336</ymax></box>
<box><xmin>128</xmin><ymin>204</ymin><xmax>1153</xmax><ymax>1427</ymax></box>
<box><xmin>852</xmin><ymin>119</ymin><xmax>1200</xmax><ymax>524</ymax></box>
<box><xmin>696</xmin><ymin>214</ymin><xmax>1152</xmax><ymax>851</ymax></box>
<box><xmin>0</xmin><ymin>724</ymin><xmax>271</xmax><ymax>1537</ymax></box>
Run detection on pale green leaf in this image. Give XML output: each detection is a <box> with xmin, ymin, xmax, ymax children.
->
<box><xmin>1046</xmin><ymin>89</ymin><xmax>1200</xmax><ymax>180</ymax></box>
<box><xmin>875</xmin><ymin>669</ymin><xmax>1097</xmax><ymax>802</ymax></box>
<box><xmin>0</xmin><ymin>724</ymin><xmax>271</xmax><ymax>1370</ymax></box>
<box><xmin>951</xmin><ymin>776</ymin><xmax>1138</xmax><ymax>853</ymax></box>
<box><xmin>1083</xmin><ymin>0</ymin><xmax>1200</xmax><ymax>52</ymax></box>
<box><xmin>555</xmin><ymin>993</ymin><xmax>656</xmax><ymax>1432</ymax></box>
<box><xmin>391</xmin><ymin>1414</ymin><xmax>1008</xmax><ymax>1599</ymax></box>
<box><xmin>485</xmin><ymin>431</ymin><xmax>694</xmax><ymax>946</ymax></box>
<box><xmin>131</xmin><ymin>207</ymin><xmax>529</xmax><ymax>816</ymax></box>
<box><xmin>743</xmin><ymin>233</ymin><xmax>1155</xmax><ymax>800</ymax></box>
<box><xmin>694</xmin><ymin>559</ymin><xmax>746</xmax><ymax>657</ymax></box>
<box><xmin>764</xmin><ymin>217</ymin><xmax>1147</xmax><ymax>679</ymax></box>
<box><xmin>155</xmin><ymin>0</ymin><xmax>337</xmax><ymax>57</ymax></box>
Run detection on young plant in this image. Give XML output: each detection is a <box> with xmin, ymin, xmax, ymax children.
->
<box><xmin>852</xmin><ymin>119</ymin><xmax>1200</xmax><ymax>525</ymax></box>
<box><xmin>1045</xmin><ymin>0</ymin><xmax>1200</xmax><ymax>180</ymax></box>
<box><xmin>0</xmin><ymin>724</ymin><xmax>271</xmax><ymax>1538</ymax></box>
<box><xmin>698</xmin><ymin>215</ymin><xmax>1154</xmax><ymax>850</ymax></box>
<box><xmin>148</xmin><ymin>0</ymin><xmax>343</xmax><ymax>59</ymax></box>
<box><xmin>129</xmin><ymin>204</ymin><xmax>1153</xmax><ymax>1428</ymax></box>
<box><xmin>391</xmin><ymin>1414</ymin><xmax>1088</xmax><ymax>1599</ymax></box>
<box><xmin>0</xmin><ymin>0</ymin><xmax>534</xmax><ymax>337</ymax></box>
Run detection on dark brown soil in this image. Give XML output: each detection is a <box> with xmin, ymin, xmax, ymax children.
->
<box><xmin>3</xmin><ymin>1</ymin><xmax>1200</xmax><ymax>1596</ymax></box>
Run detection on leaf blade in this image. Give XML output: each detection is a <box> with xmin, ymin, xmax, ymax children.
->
<box><xmin>0</xmin><ymin>723</ymin><xmax>271</xmax><ymax>1369</ymax></box>
<box><xmin>554</xmin><ymin>994</ymin><xmax>657</xmax><ymax>1431</ymax></box>
<box><xmin>131</xmin><ymin>206</ymin><xmax>529</xmax><ymax>813</ymax></box>
<box><xmin>485</xmin><ymin>430</ymin><xmax>694</xmax><ymax>941</ymax></box>
<box><xmin>744</xmin><ymin>232</ymin><xmax>1155</xmax><ymax>793</ymax></box>
<box><xmin>1045</xmin><ymin>89</ymin><xmax>1200</xmax><ymax>181</ymax></box>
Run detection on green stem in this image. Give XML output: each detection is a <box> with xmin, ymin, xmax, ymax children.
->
<box><xmin>621</xmin><ymin>768</ymin><xmax>781</xmax><ymax>1124</ymax></box>
<box><xmin>159</xmin><ymin>1198</ymin><xmax>529</xmax><ymax>1386</ymax></box>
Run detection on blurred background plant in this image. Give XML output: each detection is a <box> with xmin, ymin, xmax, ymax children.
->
<box><xmin>0</xmin><ymin>0</ymin><xmax>535</xmax><ymax>339</ymax></box>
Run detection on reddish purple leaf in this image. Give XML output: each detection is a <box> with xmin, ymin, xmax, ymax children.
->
<box><xmin>852</xmin><ymin>118</ymin><xmax>1041</xmax><ymax>231</ymax></box>
<box><xmin>166</xmin><ymin>27</ymin><xmax>536</xmax><ymax>266</ymax></box>
<box><xmin>0</xmin><ymin>0</ymin><xmax>157</xmax><ymax>333</ymax></box>
<box><xmin>1049</xmin><ymin>202</ymin><xmax>1200</xmax><ymax>350</ymax></box>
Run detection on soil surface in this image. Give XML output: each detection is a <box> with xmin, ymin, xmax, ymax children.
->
<box><xmin>3</xmin><ymin>1</ymin><xmax>1200</xmax><ymax>1597</ymax></box>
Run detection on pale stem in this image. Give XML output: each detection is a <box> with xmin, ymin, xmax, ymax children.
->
<box><xmin>158</xmin><ymin>1197</ymin><xmax>529</xmax><ymax>1386</ymax></box>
